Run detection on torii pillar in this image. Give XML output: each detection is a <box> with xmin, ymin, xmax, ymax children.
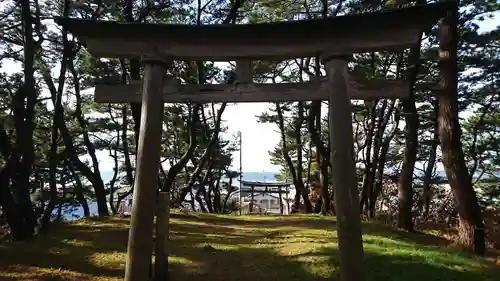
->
<box><xmin>124</xmin><ymin>57</ymin><xmax>167</xmax><ymax>281</ymax></box>
<box><xmin>323</xmin><ymin>55</ymin><xmax>364</xmax><ymax>281</ymax></box>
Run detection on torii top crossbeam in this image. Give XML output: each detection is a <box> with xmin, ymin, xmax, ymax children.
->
<box><xmin>240</xmin><ymin>180</ymin><xmax>291</xmax><ymax>187</ymax></box>
<box><xmin>55</xmin><ymin>2</ymin><xmax>454</xmax><ymax>60</ymax></box>
<box><xmin>240</xmin><ymin>180</ymin><xmax>291</xmax><ymax>194</ymax></box>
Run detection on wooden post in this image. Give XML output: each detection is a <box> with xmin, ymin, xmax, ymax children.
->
<box><xmin>323</xmin><ymin>56</ymin><xmax>365</xmax><ymax>281</ymax></box>
<box><xmin>236</xmin><ymin>60</ymin><xmax>252</xmax><ymax>83</ymax></box>
<box><xmin>278</xmin><ymin>186</ymin><xmax>283</xmax><ymax>215</ymax></box>
<box><xmin>249</xmin><ymin>185</ymin><xmax>254</xmax><ymax>213</ymax></box>
<box><xmin>124</xmin><ymin>60</ymin><xmax>166</xmax><ymax>281</ymax></box>
<box><xmin>154</xmin><ymin>192</ymin><xmax>170</xmax><ymax>281</ymax></box>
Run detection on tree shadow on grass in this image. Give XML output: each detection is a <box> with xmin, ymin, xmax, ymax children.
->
<box><xmin>173</xmin><ymin>213</ymin><xmax>448</xmax><ymax>245</ymax></box>
<box><xmin>174</xmin><ymin>213</ymin><xmax>454</xmax><ymax>250</ymax></box>
<box><xmin>362</xmin><ymin>222</ymin><xmax>449</xmax><ymax>246</ymax></box>
<box><xmin>0</xmin><ymin>219</ymin><xmax>129</xmax><ymax>280</ymax></box>
<box><xmin>169</xmin><ymin>230</ymin><xmax>500</xmax><ymax>281</ymax></box>
<box><xmin>169</xmin><ymin>244</ymin><xmax>333</xmax><ymax>281</ymax></box>
<box><xmin>0</xmin><ymin>216</ymin><xmax>291</xmax><ymax>281</ymax></box>
<box><xmin>1</xmin><ymin>215</ymin><xmax>497</xmax><ymax>281</ymax></box>
<box><xmin>169</xmin><ymin>214</ymin><xmax>499</xmax><ymax>281</ymax></box>
<box><xmin>287</xmin><ymin>245</ymin><xmax>499</xmax><ymax>281</ymax></box>
<box><xmin>171</xmin><ymin>212</ymin><xmax>335</xmax><ymax>229</ymax></box>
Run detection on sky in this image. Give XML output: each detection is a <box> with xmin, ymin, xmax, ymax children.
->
<box><xmin>1</xmin><ymin>10</ymin><xmax>498</xmax><ymax>174</ymax></box>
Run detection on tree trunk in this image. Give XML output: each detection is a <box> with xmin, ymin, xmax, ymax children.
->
<box><xmin>295</xmin><ymin>102</ymin><xmax>313</xmax><ymax>213</ymax></box>
<box><xmin>397</xmin><ymin>97</ymin><xmax>418</xmax><ymax>232</ymax></box>
<box><xmin>0</xmin><ymin>165</ymin><xmax>29</xmax><ymax>240</ymax></box>
<box><xmin>397</xmin><ymin>27</ymin><xmax>423</xmax><ymax>231</ymax></box>
<box><xmin>437</xmin><ymin>3</ymin><xmax>485</xmax><ymax>255</ymax></box>
<box><xmin>39</xmin><ymin>21</ymin><xmax>109</xmax><ymax>216</ymax></box>
<box><xmin>13</xmin><ymin>0</ymin><xmax>39</xmax><ymax>239</ymax></box>
<box><xmin>41</xmin><ymin>35</ymin><xmax>66</xmax><ymax>230</ymax></box>
<box><xmin>56</xmin><ymin>178</ymin><xmax>67</xmax><ymax>221</ymax></box>
<box><xmin>370</xmin><ymin>103</ymin><xmax>401</xmax><ymax>216</ymax></box>
<box><xmin>279</xmin><ymin>186</ymin><xmax>284</xmax><ymax>214</ymax></box>
<box><xmin>0</xmin><ymin>124</ymin><xmax>31</xmax><ymax>240</ymax></box>
<box><xmin>360</xmin><ymin>102</ymin><xmax>377</xmax><ymax>214</ymax></box>
<box><xmin>308</xmin><ymin>100</ymin><xmax>330</xmax><ymax>215</ymax></box>
<box><xmin>108</xmin><ymin>107</ymin><xmax>121</xmax><ymax>215</ymax></box>
<box><xmin>368</xmin><ymin>101</ymin><xmax>395</xmax><ymax>218</ymax></box>
<box><xmin>66</xmin><ymin>160</ymin><xmax>90</xmax><ymax>217</ymax></box>
<box><xmin>422</xmin><ymin>103</ymin><xmax>439</xmax><ymax>218</ymax></box>
<box><xmin>250</xmin><ymin>186</ymin><xmax>255</xmax><ymax>213</ymax></box>
<box><xmin>195</xmin><ymin>187</ymin><xmax>207</xmax><ymax>212</ymax></box>
<box><xmin>121</xmin><ymin>105</ymin><xmax>135</xmax><ymax>186</ymax></box>
<box><xmin>276</xmin><ymin>102</ymin><xmax>312</xmax><ymax>213</ymax></box>
<box><xmin>68</xmin><ymin>60</ymin><xmax>109</xmax><ymax>216</ymax></box>
<box><xmin>222</xmin><ymin>175</ymin><xmax>233</xmax><ymax>212</ymax></box>
<box><xmin>123</xmin><ymin>0</ymin><xmax>143</xmax><ymax>159</ymax></box>
<box><xmin>169</xmin><ymin>105</ymin><xmax>200</xmax><ymax>205</ymax></box>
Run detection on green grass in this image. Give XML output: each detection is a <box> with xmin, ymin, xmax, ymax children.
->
<box><xmin>0</xmin><ymin>213</ymin><xmax>498</xmax><ymax>281</ymax></box>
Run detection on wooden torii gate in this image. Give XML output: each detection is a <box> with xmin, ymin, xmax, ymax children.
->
<box><xmin>55</xmin><ymin>2</ymin><xmax>455</xmax><ymax>281</ymax></box>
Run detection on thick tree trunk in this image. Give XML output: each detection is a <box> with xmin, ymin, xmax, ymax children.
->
<box><xmin>397</xmin><ymin>97</ymin><xmax>418</xmax><ymax>232</ymax></box>
<box><xmin>0</xmin><ymin>124</ymin><xmax>31</xmax><ymax>240</ymax></box>
<box><xmin>437</xmin><ymin>4</ymin><xmax>485</xmax><ymax>255</ymax></box>
<box><xmin>13</xmin><ymin>0</ymin><xmax>39</xmax><ymax>239</ymax></box>
<box><xmin>0</xmin><ymin>166</ymin><xmax>29</xmax><ymax>240</ymax></box>
<box><xmin>397</xmin><ymin>29</ymin><xmax>423</xmax><ymax>231</ymax></box>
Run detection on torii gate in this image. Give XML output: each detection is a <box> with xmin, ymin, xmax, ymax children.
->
<box><xmin>55</xmin><ymin>2</ymin><xmax>455</xmax><ymax>281</ymax></box>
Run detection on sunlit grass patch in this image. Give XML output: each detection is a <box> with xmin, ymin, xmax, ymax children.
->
<box><xmin>89</xmin><ymin>252</ymin><xmax>127</xmax><ymax>269</ymax></box>
<box><xmin>0</xmin><ymin>265</ymin><xmax>105</xmax><ymax>281</ymax></box>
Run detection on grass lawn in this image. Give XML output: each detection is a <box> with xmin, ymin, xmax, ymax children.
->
<box><xmin>0</xmin><ymin>213</ymin><xmax>499</xmax><ymax>281</ymax></box>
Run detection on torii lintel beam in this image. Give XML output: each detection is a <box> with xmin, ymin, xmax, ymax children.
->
<box><xmin>94</xmin><ymin>77</ymin><xmax>411</xmax><ymax>103</ymax></box>
<box><xmin>54</xmin><ymin>2</ymin><xmax>455</xmax><ymax>60</ymax></box>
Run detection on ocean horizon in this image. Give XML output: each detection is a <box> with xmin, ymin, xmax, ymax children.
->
<box><xmin>58</xmin><ymin>171</ymin><xmax>278</xmax><ymax>220</ymax></box>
